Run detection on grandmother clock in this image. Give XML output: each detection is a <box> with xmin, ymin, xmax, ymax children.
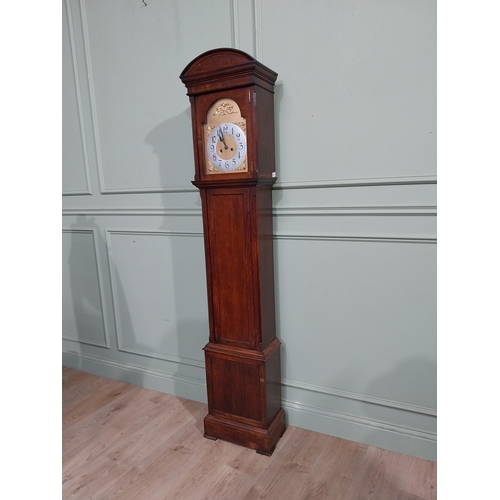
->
<box><xmin>180</xmin><ymin>48</ymin><xmax>285</xmax><ymax>455</ymax></box>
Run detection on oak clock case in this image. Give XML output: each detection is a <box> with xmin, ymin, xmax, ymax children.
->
<box><xmin>180</xmin><ymin>48</ymin><xmax>285</xmax><ymax>456</ymax></box>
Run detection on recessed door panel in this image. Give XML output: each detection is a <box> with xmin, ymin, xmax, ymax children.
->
<box><xmin>206</xmin><ymin>189</ymin><xmax>255</xmax><ymax>347</ymax></box>
<box><xmin>207</xmin><ymin>354</ymin><xmax>263</xmax><ymax>426</ymax></box>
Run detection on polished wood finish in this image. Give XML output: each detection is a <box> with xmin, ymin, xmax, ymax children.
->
<box><xmin>180</xmin><ymin>49</ymin><xmax>284</xmax><ymax>455</ymax></box>
<box><xmin>63</xmin><ymin>368</ymin><xmax>437</xmax><ymax>499</ymax></box>
<box><xmin>180</xmin><ymin>48</ymin><xmax>278</xmax><ymax>183</ymax></box>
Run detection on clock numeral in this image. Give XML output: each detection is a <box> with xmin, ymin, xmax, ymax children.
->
<box><xmin>207</xmin><ymin>122</ymin><xmax>246</xmax><ymax>172</ymax></box>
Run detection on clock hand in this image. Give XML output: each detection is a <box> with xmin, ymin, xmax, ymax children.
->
<box><xmin>217</xmin><ymin>126</ymin><xmax>229</xmax><ymax>150</ymax></box>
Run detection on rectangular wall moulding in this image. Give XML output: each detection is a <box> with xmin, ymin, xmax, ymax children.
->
<box><xmin>106</xmin><ymin>230</ymin><xmax>208</xmax><ymax>367</ymax></box>
<box><xmin>62</xmin><ymin>229</ymin><xmax>109</xmax><ymax>347</ymax></box>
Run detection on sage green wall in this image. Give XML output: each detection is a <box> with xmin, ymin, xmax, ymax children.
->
<box><xmin>62</xmin><ymin>0</ymin><xmax>436</xmax><ymax>460</ymax></box>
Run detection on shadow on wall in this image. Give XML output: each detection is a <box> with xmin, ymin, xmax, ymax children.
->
<box><xmin>66</xmin><ymin>216</ymin><xmax>106</xmax><ymax>349</ymax></box>
<box><xmin>144</xmin><ymin>108</ymin><xmax>195</xmax><ymax>189</ymax></box>
<box><xmin>64</xmin><ymin>109</ymin><xmax>208</xmax><ymax>424</ymax></box>
<box><xmin>65</xmin><ymin>216</ymin><xmax>146</xmax><ymax>390</ymax></box>
<box><xmin>142</xmin><ymin>107</ymin><xmax>208</xmax><ymax>421</ymax></box>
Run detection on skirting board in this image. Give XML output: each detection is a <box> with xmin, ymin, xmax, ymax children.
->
<box><xmin>62</xmin><ymin>350</ymin><xmax>436</xmax><ymax>461</ymax></box>
<box><xmin>62</xmin><ymin>350</ymin><xmax>207</xmax><ymax>403</ymax></box>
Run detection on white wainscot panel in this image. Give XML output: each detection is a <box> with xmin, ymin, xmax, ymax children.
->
<box><xmin>83</xmin><ymin>0</ymin><xmax>235</xmax><ymax>193</ymax></box>
<box><xmin>274</xmin><ymin>237</ymin><xmax>436</xmax><ymax>410</ymax></box>
<box><xmin>62</xmin><ymin>230</ymin><xmax>108</xmax><ymax>347</ymax></box>
<box><xmin>261</xmin><ymin>0</ymin><xmax>436</xmax><ymax>183</ymax></box>
<box><xmin>107</xmin><ymin>230</ymin><xmax>208</xmax><ymax>366</ymax></box>
<box><xmin>62</xmin><ymin>0</ymin><xmax>91</xmax><ymax>195</ymax></box>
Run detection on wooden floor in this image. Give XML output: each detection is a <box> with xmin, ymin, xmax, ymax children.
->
<box><xmin>62</xmin><ymin>367</ymin><xmax>436</xmax><ymax>500</ymax></box>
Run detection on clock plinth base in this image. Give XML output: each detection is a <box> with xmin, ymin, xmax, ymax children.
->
<box><xmin>203</xmin><ymin>338</ymin><xmax>286</xmax><ymax>455</ymax></box>
<box><xmin>203</xmin><ymin>408</ymin><xmax>286</xmax><ymax>456</ymax></box>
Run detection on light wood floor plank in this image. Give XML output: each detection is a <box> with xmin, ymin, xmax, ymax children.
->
<box><xmin>63</xmin><ymin>378</ymin><xmax>136</xmax><ymax>430</ymax></box>
<box><xmin>196</xmin><ymin>463</ymin><xmax>256</xmax><ymax>500</ymax></box>
<box><xmin>63</xmin><ymin>387</ymin><xmax>160</xmax><ymax>475</ymax></box>
<box><xmin>95</xmin><ymin>407</ymin><xmax>208</xmax><ymax>500</ymax></box>
<box><xmin>292</xmin><ymin>435</ymin><xmax>369</xmax><ymax>499</ymax></box>
<box><xmin>62</xmin><ymin>368</ymin><xmax>437</xmax><ymax>500</ymax></box>
<box><xmin>225</xmin><ymin>425</ymin><xmax>298</xmax><ymax>480</ymax></box>
<box><xmin>62</xmin><ymin>369</ymin><xmax>110</xmax><ymax>412</ymax></box>
<box><xmin>240</xmin><ymin>428</ymin><xmax>328</xmax><ymax>500</ymax></box>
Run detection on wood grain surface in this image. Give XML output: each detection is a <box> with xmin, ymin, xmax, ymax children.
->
<box><xmin>63</xmin><ymin>367</ymin><xmax>436</xmax><ymax>500</ymax></box>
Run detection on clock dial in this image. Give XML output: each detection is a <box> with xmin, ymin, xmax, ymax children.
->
<box><xmin>204</xmin><ymin>98</ymin><xmax>248</xmax><ymax>174</ymax></box>
<box><xmin>207</xmin><ymin>122</ymin><xmax>247</xmax><ymax>172</ymax></box>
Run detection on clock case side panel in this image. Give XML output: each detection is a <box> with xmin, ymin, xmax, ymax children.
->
<box><xmin>198</xmin><ymin>188</ymin><xmax>217</xmax><ymax>346</ymax></box>
<box><xmin>255</xmin><ymin>184</ymin><xmax>277</xmax><ymax>349</ymax></box>
<box><xmin>251</xmin><ymin>85</ymin><xmax>278</xmax><ymax>349</ymax></box>
<box><xmin>187</xmin><ymin>96</ymin><xmax>204</xmax><ymax>181</ymax></box>
<box><xmin>254</xmin><ymin>85</ymin><xmax>277</xmax><ymax>180</ymax></box>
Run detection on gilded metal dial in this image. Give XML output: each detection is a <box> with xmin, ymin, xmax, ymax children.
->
<box><xmin>206</xmin><ymin>122</ymin><xmax>247</xmax><ymax>172</ymax></box>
